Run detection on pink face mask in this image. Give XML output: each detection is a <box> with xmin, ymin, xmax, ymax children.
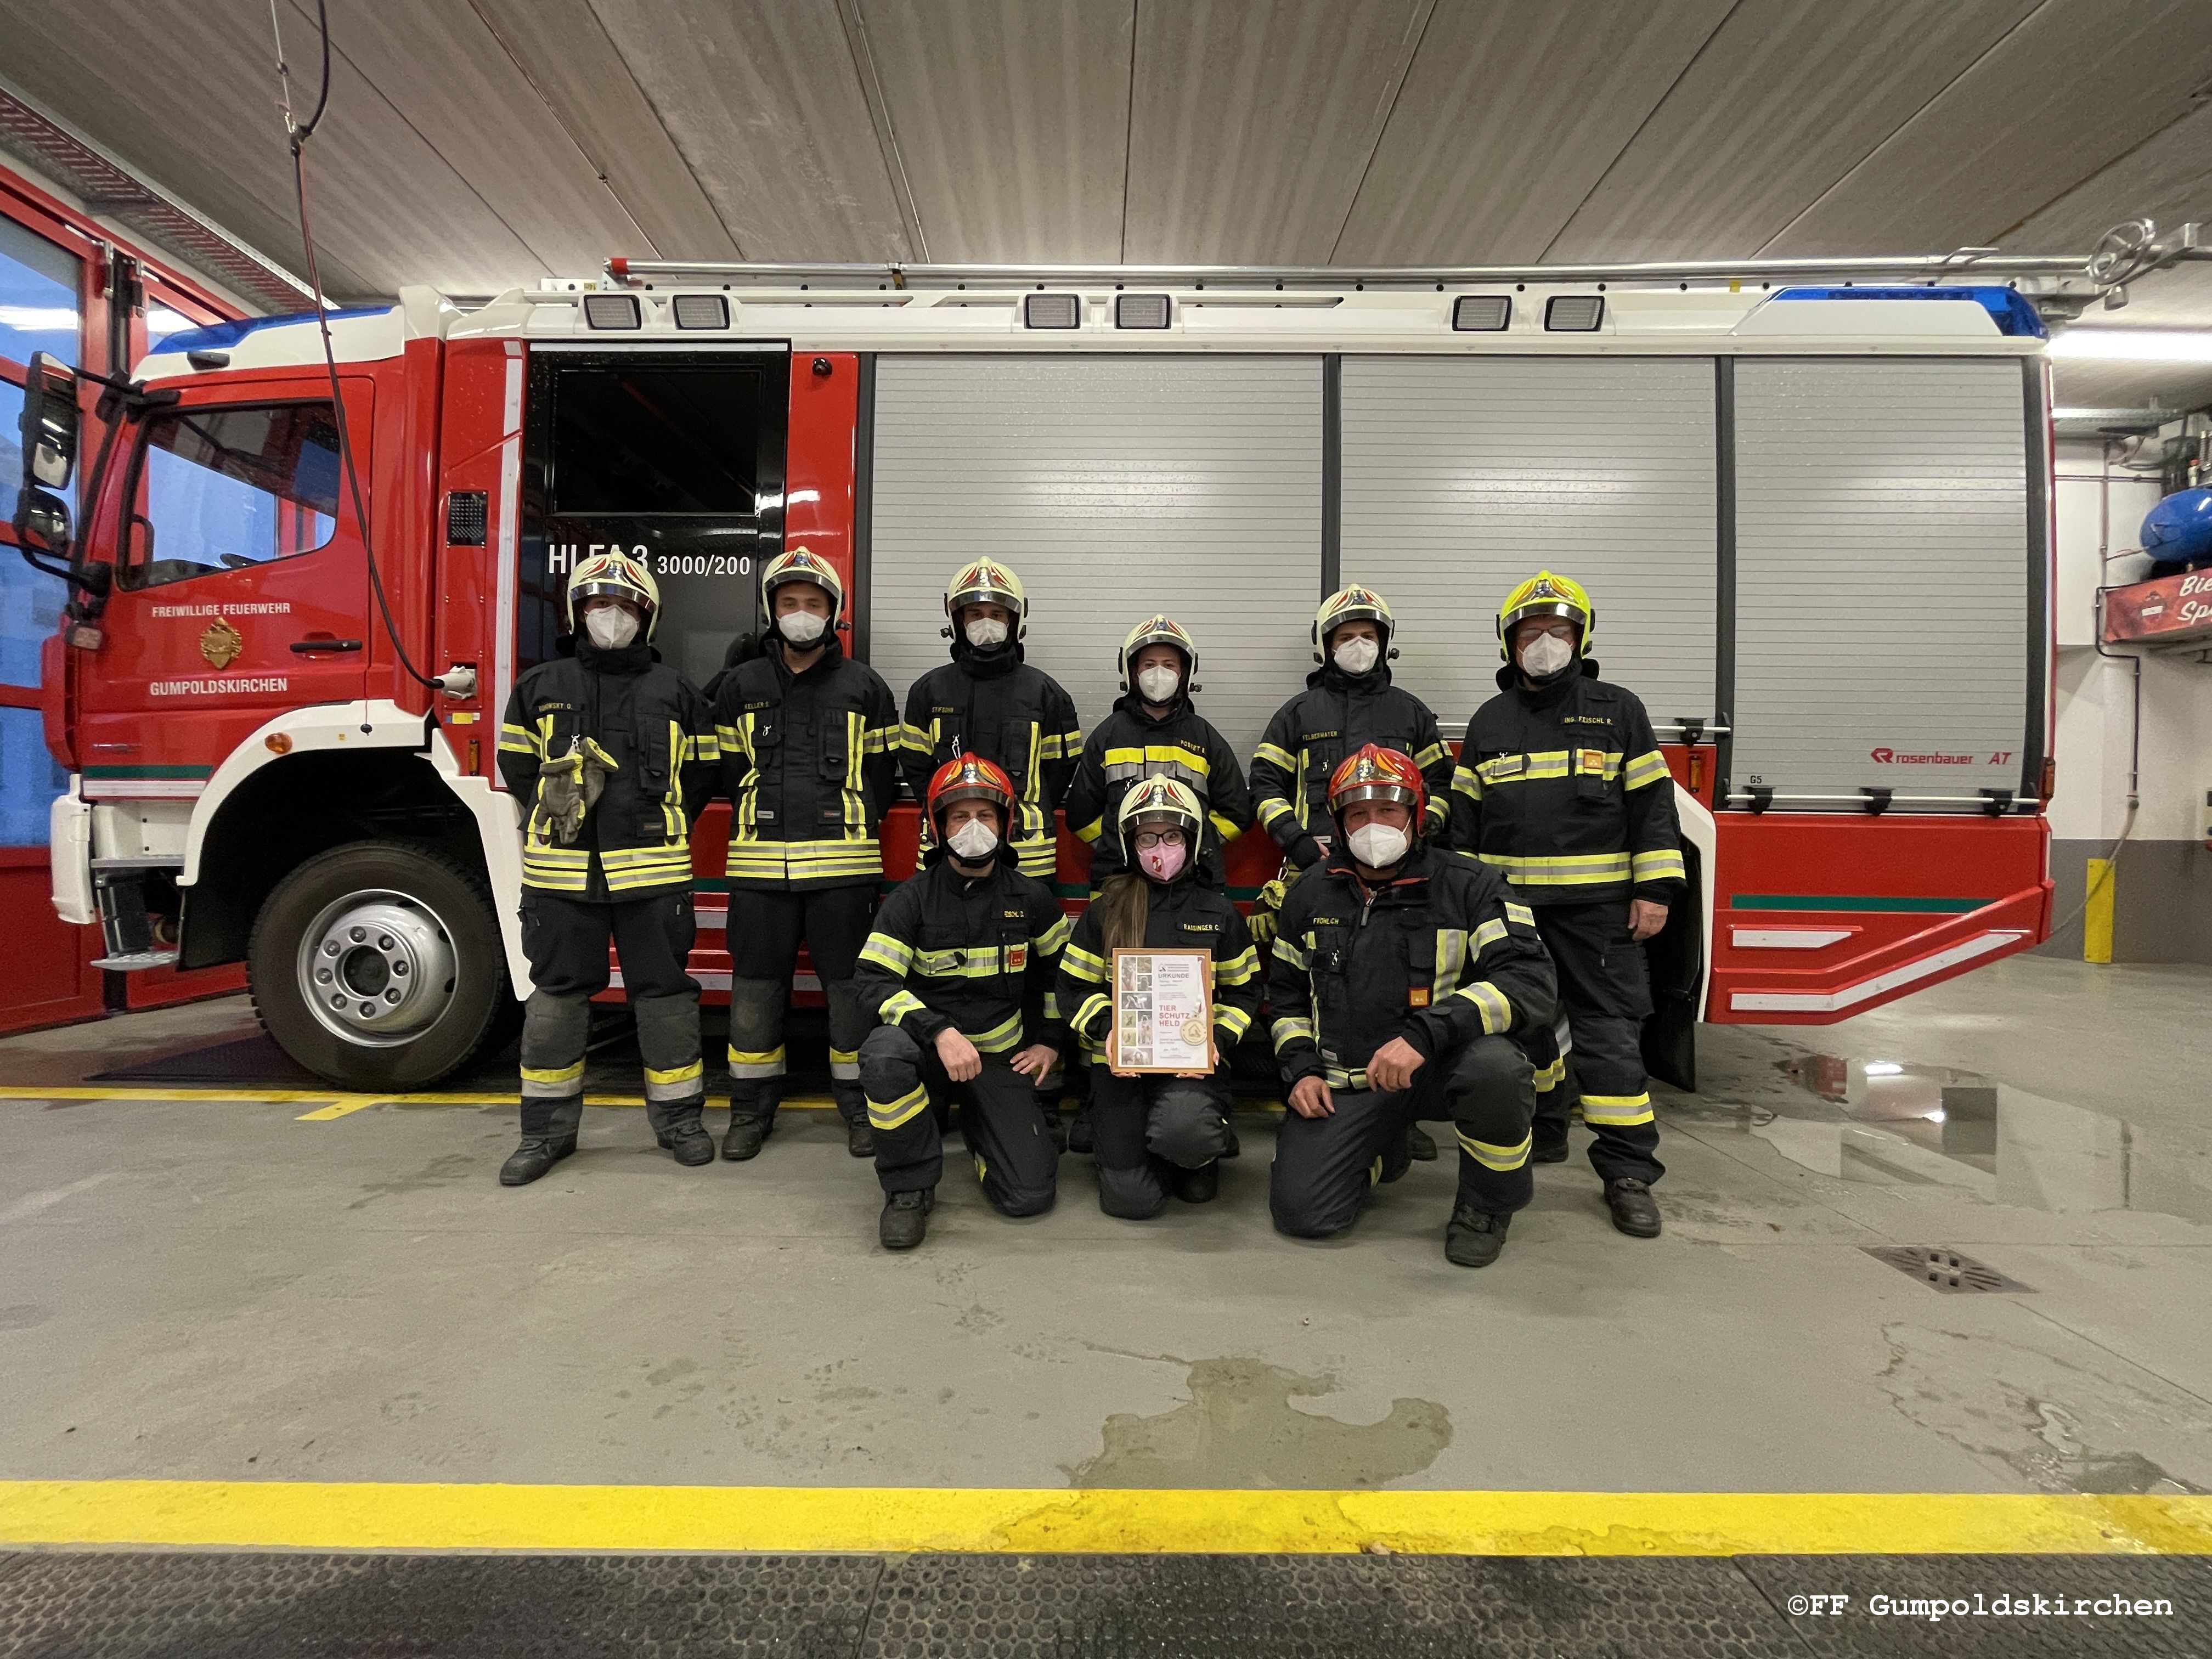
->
<box><xmin>1137</xmin><ymin>839</ymin><xmax>1187</xmax><ymax>882</ymax></box>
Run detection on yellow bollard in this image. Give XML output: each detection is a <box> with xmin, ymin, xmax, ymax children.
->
<box><xmin>2083</xmin><ymin>857</ymin><xmax>2115</xmax><ymax>965</ymax></box>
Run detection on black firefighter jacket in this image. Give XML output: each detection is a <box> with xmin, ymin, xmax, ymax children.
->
<box><xmin>1448</xmin><ymin>669</ymin><xmax>1687</xmax><ymax>909</ymax></box>
<box><xmin>714</xmin><ymin>635</ymin><xmax>903</xmax><ymax>892</ymax></box>
<box><xmin>1251</xmin><ymin>663</ymin><xmax>1453</xmax><ymax>868</ymax></box>
<box><xmin>899</xmin><ymin>641</ymin><xmax>1083</xmax><ymax>881</ymax></box>
<box><xmin>1063</xmin><ymin>692</ymin><xmax>1255</xmax><ymax>891</ymax></box>
<box><xmin>1056</xmin><ymin>868</ymin><xmax>1264</xmax><ymax>1063</ymax></box>
<box><xmin>1267</xmin><ymin>844</ymin><xmax>1557</xmax><ymax>1093</ymax></box>
<box><xmin>854</xmin><ymin>845</ymin><xmax>1073</xmax><ymax>1058</ymax></box>
<box><xmin>498</xmin><ymin>637</ymin><xmax>717</xmax><ymax>900</ymax></box>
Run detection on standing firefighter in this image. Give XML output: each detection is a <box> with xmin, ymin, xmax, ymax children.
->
<box><xmin>1449</xmin><ymin>572</ymin><xmax>1685</xmax><ymax>1239</ymax></box>
<box><xmin>1268</xmin><ymin>746</ymin><xmax>1556</xmax><ymax>1265</ymax></box>
<box><xmin>854</xmin><ymin>757</ymin><xmax>1071</xmax><ymax>1249</ymax></box>
<box><xmin>714</xmin><ymin>549</ymin><xmax>904</xmax><ymax>1162</ymax></box>
<box><xmin>495</xmin><ymin>552</ymin><xmax>718</xmax><ymax>1184</ymax></box>
<box><xmin>1057</xmin><ymin>777</ymin><xmax>1262</xmax><ymax>1218</ymax></box>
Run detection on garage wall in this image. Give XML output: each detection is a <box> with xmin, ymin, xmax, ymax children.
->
<box><xmin>1339</xmin><ymin>355</ymin><xmax>1719</xmax><ymax>735</ymax></box>
<box><xmin>866</xmin><ymin>354</ymin><xmax>1324</xmax><ymax>764</ymax></box>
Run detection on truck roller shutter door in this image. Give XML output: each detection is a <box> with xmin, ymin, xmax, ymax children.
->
<box><xmin>868</xmin><ymin>354</ymin><xmax>1323</xmax><ymax>764</ymax></box>
<box><xmin>1339</xmin><ymin>356</ymin><xmax>1719</xmax><ymax>735</ymax></box>
<box><xmin>1731</xmin><ymin>359</ymin><xmax>2030</xmax><ymax>812</ymax></box>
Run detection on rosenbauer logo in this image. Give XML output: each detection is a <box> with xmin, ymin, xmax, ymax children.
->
<box><xmin>1871</xmin><ymin>747</ymin><xmax>2013</xmax><ymax>765</ymax></box>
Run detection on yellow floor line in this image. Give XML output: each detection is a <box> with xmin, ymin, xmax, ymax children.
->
<box><xmin>0</xmin><ymin>1481</ymin><xmax>2207</xmax><ymax>1555</ymax></box>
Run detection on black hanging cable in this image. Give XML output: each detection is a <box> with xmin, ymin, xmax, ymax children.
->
<box><xmin>273</xmin><ymin>0</ymin><xmax>444</xmax><ymax>691</ymax></box>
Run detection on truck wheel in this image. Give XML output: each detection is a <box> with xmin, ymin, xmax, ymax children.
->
<box><xmin>249</xmin><ymin>839</ymin><xmax>507</xmax><ymax>1090</ymax></box>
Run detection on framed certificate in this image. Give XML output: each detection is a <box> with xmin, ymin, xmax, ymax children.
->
<box><xmin>1108</xmin><ymin>947</ymin><xmax>1215</xmax><ymax>1074</ymax></box>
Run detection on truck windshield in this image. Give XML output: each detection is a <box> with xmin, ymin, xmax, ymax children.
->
<box><xmin>121</xmin><ymin>402</ymin><xmax>341</xmax><ymax>590</ymax></box>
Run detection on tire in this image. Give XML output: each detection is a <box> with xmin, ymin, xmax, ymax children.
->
<box><xmin>249</xmin><ymin>839</ymin><xmax>509</xmax><ymax>1090</ymax></box>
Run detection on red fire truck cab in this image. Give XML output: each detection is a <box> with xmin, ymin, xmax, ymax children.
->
<box><xmin>17</xmin><ymin>270</ymin><xmax>2056</xmax><ymax>1088</ymax></box>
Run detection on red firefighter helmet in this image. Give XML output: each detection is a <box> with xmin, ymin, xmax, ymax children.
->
<box><xmin>926</xmin><ymin>754</ymin><xmax>1017</xmax><ymax>834</ymax></box>
<box><xmin>1325</xmin><ymin>743</ymin><xmax>1425</xmax><ymax>826</ymax></box>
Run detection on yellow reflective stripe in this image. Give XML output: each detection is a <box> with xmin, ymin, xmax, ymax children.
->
<box><xmin>868</xmin><ymin>1081</ymin><xmax>930</xmax><ymax>1132</ymax></box>
<box><xmin>968</xmin><ymin>1009</ymin><xmax>1024</xmax><ymax>1053</ymax></box>
<box><xmin>520</xmin><ymin>1062</ymin><xmax>585</xmax><ymax>1085</ymax></box>
<box><xmin>715</xmin><ymin>720</ymin><xmax>751</xmax><ymax>760</ymax></box>
<box><xmin>879</xmin><ymin>990</ymin><xmax>928</xmax><ymax>1025</ymax></box>
<box><xmin>1423</xmin><ymin>796</ymin><xmax>1451</xmax><ymax>829</ymax></box>
<box><xmin>1273</xmin><ymin>936</ymin><xmax>1310</xmax><ymax>970</ymax></box>
<box><xmin>1325</xmin><ymin>1064</ymin><xmax>1369</xmax><ymax>1091</ymax></box>
<box><xmin>1214</xmin><ymin>946</ymin><xmax>1261</xmax><ymax>987</ymax></box>
<box><xmin>1014</xmin><ymin>836</ymin><xmax>1057</xmax><ymax>878</ymax></box>
<box><xmin>1533</xmin><ymin>1059</ymin><xmax>1567</xmax><ymax>1092</ymax></box>
<box><xmin>1477</xmin><ymin>751</ymin><xmax>1572</xmax><ymax>786</ymax></box>
<box><xmin>1214</xmin><ymin>1003</ymin><xmax>1252</xmax><ymax>1043</ymax></box>
<box><xmin>860</xmin><ymin>933</ymin><xmax>915</xmax><ymax>973</ymax></box>
<box><xmin>1479</xmin><ymin>851</ymin><xmax>1632</xmax><ymax>885</ymax></box>
<box><xmin>1505</xmin><ymin>901</ymin><xmax>1536</xmax><ymax>928</ymax></box>
<box><xmin>1455</xmin><ymin>979</ymin><xmax>1510</xmax><ymax>1035</ymax></box>
<box><xmin>1253</xmin><ymin>742</ymin><xmax>1297</xmax><ymax>774</ymax></box>
<box><xmin>498</xmin><ymin>722</ymin><xmax>540</xmax><ymax>755</ymax></box>
<box><xmin>1471</xmin><ymin>916</ymin><xmax>1508</xmax><ymax>952</ymax></box>
<box><xmin>1041</xmin><ymin>990</ymin><xmax>1060</xmax><ymax>1020</ymax></box>
<box><xmin>1432</xmin><ymin>928</ymin><xmax>1467</xmax><ymax>997</ymax></box>
<box><xmin>1103</xmin><ymin>744</ymin><xmax>1211</xmax><ymax>778</ymax></box>
<box><xmin>1631</xmin><ymin>849</ymin><xmax>1686</xmax><ymax>883</ymax></box>
<box><xmin>1270</xmin><ymin>1015</ymin><xmax>1315</xmax><ymax>1050</ymax></box>
<box><xmin>602</xmin><ymin>844</ymin><xmax>690</xmax><ymax>865</ymax></box>
<box><xmin>726</xmin><ymin>1045</ymin><xmax>787</xmax><ymax>1079</ymax></box>
<box><xmin>605</xmin><ymin>866</ymin><xmax>695</xmax><ymax>894</ymax></box>
<box><xmin>862</xmin><ymin>721</ymin><xmax>901</xmax><ymax>755</ymax></box>
<box><xmin>1073</xmin><ymin>816</ymin><xmax>1104</xmax><ymax>844</ymax></box>
<box><xmin>1450</xmin><ymin>765</ymin><xmax>1481</xmax><ymax>801</ymax></box>
<box><xmin>1035</xmin><ymin>912</ymin><xmax>1073</xmax><ymax>955</ymax></box>
<box><xmin>1582</xmin><ymin>1092</ymin><xmax>1654</xmax><ymax>1126</ymax></box>
<box><xmin>1412</xmin><ymin>741</ymin><xmax>1449</xmax><ymax>770</ymax></box>
<box><xmin>1623</xmin><ymin>750</ymin><xmax>1672</xmax><ymax>791</ymax></box>
<box><xmin>1071</xmin><ymin>991</ymin><xmax>1111</xmax><ymax>1034</ymax></box>
<box><xmin>644</xmin><ymin>1060</ymin><xmax>704</xmax><ymax>1086</ymax></box>
<box><xmin>1061</xmin><ymin>943</ymin><xmax>1108</xmax><ymax>983</ymax></box>
<box><xmin>1256</xmin><ymin>797</ymin><xmax>1297</xmax><ymax>830</ymax></box>
<box><xmin>1459</xmin><ymin>1128</ymin><xmax>1532</xmax><ymax>1171</ymax></box>
<box><xmin>1209</xmin><ymin>811</ymin><xmax>1240</xmax><ymax>842</ymax></box>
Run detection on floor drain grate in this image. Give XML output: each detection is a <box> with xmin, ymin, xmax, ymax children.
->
<box><xmin>1863</xmin><ymin>1245</ymin><xmax>2033</xmax><ymax>1294</ymax></box>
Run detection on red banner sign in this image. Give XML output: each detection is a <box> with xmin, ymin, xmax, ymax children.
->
<box><xmin>2103</xmin><ymin>569</ymin><xmax>2212</xmax><ymax>646</ymax></box>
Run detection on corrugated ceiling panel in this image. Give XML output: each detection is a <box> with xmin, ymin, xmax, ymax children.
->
<box><xmin>1122</xmin><ymin>0</ymin><xmax>1426</xmax><ymax>264</ymax></box>
<box><xmin>856</xmin><ymin>0</ymin><xmax>1132</xmax><ymax>263</ymax></box>
<box><xmin>2002</xmin><ymin>99</ymin><xmax>2212</xmax><ymax>258</ymax></box>
<box><xmin>1733</xmin><ymin>360</ymin><xmax>2030</xmax><ymax>809</ymax></box>
<box><xmin>1545</xmin><ymin>0</ymin><xmax>2035</xmax><ymax>262</ymax></box>
<box><xmin>467</xmin><ymin>0</ymin><xmax>742</xmax><ymax>262</ymax></box>
<box><xmin>1340</xmin><ymin>357</ymin><xmax>1719</xmax><ymax>734</ymax></box>
<box><xmin>868</xmin><ymin>354</ymin><xmax>1323</xmax><ymax>765</ymax></box>
<box><xmin>1332</xmin><ymin>0</ymin><xmax>1734</xmax><ymax>264</ymax></box>
<box><xmin>1764</xmin><ymin>0</ymin><xmax>2212</xmax><ymax>255</ymax></box>
<box><xmin>591</xmin><ymin>0</ymin><xmax>911</xmax><ymax>261</ymax></box>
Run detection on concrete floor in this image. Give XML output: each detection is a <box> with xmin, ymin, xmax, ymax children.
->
<box><xmin>2</xmin><ymin>956</ymin><xmax>2209</xmax><ymax>1498</ymax></box>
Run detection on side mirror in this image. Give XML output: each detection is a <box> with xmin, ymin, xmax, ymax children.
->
<box><xmin>18</xmin><ymin>352</ymin><xmax>79</xmax><ymax>492</ymax></box>
<box><xmin>12</xmin><ymin>486</ymin><xmax>72</xmax><ymax>556</ymax></box>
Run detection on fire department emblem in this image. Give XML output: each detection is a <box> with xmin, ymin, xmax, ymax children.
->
<box><xmin>199</xmin><ymin>618</ymin><xmax>244</xmax><ymax>669</ymax></box>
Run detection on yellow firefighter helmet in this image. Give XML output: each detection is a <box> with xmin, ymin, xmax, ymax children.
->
<box><xmin>1116</xmin><ymin>774</ymin><xmax>1204</xmax><ymax>841</ymax></box>
<box><xmin>567</xmin><ymin>549</ymin><xmax>661</xmax><ymax>641</ymax></box>
<box><xmin>943</xmin><ymin>558</ymin><xmax>1028</xmax><ymax>641</ymax></box>
<box><xmin>1496</xmin><ymin>570</ymin><xmax>1595</xmax><ymax>662</ymax></box>
<box><xmin>761</xmin><ymin>546</ymin><xmax>846</xmax><ymax>629</ymax></box>
<box><xmin>1117</xmin><ymin>615</ymin><xmax>1198</xmax><ymax>692</ymax></box>
<box><xmin>1312</xmin><ymin>584</ymin><xmax>1395</xmax><ymax>663</ymax></box>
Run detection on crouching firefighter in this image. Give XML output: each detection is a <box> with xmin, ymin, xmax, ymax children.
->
<box><xmin>1450</xmin><ymin>572</ymin><xmax>1685</xmax><ymax>1239</ymax></box>
<box><xmin>853</xmin><ymin>757</ymin><xmax>1072</xmax><ymax>1249</ymax></box>
<box><xmin>496</xmin><ymin>552</ymin><xmax>719</xmax><ymax>1184</ymax></box>
<box><xmin>1057</xmin><ymin>777</ymin><xmax>1262</xmax><ymax>1218</ymax></box>
<box><xmin>1268</xmin><ymin>746</ymin><xmax>1557</xmax><ymax>1267</ymax></box>
<box><xmin>715</xmin><ymin>549</ymin><xmax>904</xmax><ymax>1161</ymax></box>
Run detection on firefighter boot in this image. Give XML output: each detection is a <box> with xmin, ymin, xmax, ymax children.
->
<box><xmin>825</xmin><ymin>979</ymin><xmax>874</xmax><ymax>1159</ymax></box>
<box><xmin>635</xmin><ymin>990</ymin><xmax>710</xmax><ymax>1166</ymax></box>
<box><xmin>1605</xmin><ymin>1178</ymin><xmax>1663</xmax><ymax>1238</ymax></box>
<box><xmin>1445</xmin><ymin>1204</ymin><xmax>1511</xmax><ymax>1268</ymax></box>
<box><xmin>648</xmin><ymin>1098</ymin><xmax>714</xmax><ymax>1166</ymax></box>
<box><xmin>725</xmin><ymin>975</ymin><xmax>788</xmax><ymax>1160</ymax></box>
<box><xmin>501</xmin><ymin>1097</ymin><xmax>582</xmax><ymax>1187</ymax></box>
<box><xmin>1406</xmin><ymin>1124</ymin><xmax>1438</xmax><ymax>1161</ymax></box>
<box><xmin>1067</xmin><ymin>1099</ymin><xmax>1095</xmax><ymax>1154</ymax></box>
<box><xmin>879</xmin><ymin>1187</ymin><xmax>935</xmax><ymax>1250</ymax></box>
<box><xmin>1221</xmin><ymin>1119</ymin><xmax>1241</xmax><ymax>1158</ymax></box>
<box><xmin>1172</xmin><ymin>1161</ymin><xmax>1220</xmax><ymax>1205</ymax></box>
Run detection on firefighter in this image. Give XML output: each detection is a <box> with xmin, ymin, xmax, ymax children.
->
<box><xmin>898</xmin><ymin>558</ymin><xmax>1083</xmax><ymax>1138</ymax></box>
<box><xmin>1448</xmin><ymin>572</ymin><xmax>1685</xmax><ymax>1239</ymax></box>
<box><xmin>1061</xmin><ymin>614</ymin><xmax>1255</xmax><ymax>1152</ymax></box>
<box><xmin>714</xmin><ymin>548</ymin><xmax>904</xmax><ymax>1163</ymax></box>
<box><xmin>495</xmin><ymin>551</ymin><xmax>718</xmax><ymax>1185</ymax></box>
<box><xmin>1267</xmin><ymin>746</ymin><xmax>1555</xmax><ymax>1263</ymax></box>
<box><xmin>1250</xmin><ymin>583</ymin><xmax>1454</xmax><ymax>1161</ymax></box>
<box><xmin>854</xmin><ymin>756</ymin><xmax>1072</xmax><ymax>1249</ymax></box>
<box><xmin>1057</xmin><ymin>777</ymin><xmax>1262</xmax><ymax>1218</ymax></box>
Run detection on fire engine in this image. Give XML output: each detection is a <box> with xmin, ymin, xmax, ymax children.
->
<box><xmin>14</xmin><ymin>261</ymin><xmax>2061</xmax><ymax>1089</ymax></box>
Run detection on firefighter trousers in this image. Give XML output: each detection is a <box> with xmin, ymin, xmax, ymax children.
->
<box><xmin>1269</xmin><ymin>1033</ymin><xmax>1534</xmax><ymax>1239</ymax></box>
<box><xmin>725</xmin><ymin>884</ymin><xmax>877</xmax><ymax>1128</ymax></box>
<box><xmin>860</xmin><ymin>1024</ymin><xmax>1057</xmax><ymax>1216</ymax></box>
<box><xmin>1527</xmin><ymin>899</ymin><xmax>1666</xmax><ymax>1187</ymax></box>
<box><xmin>1087</xmin><ymin>1068</ymin><xmax>1231</xmax><ymax>1219</ymax></box>
<box><xmin>518</xmin><ymin>889</ymin><xmax>702</xmax><ymax>1144</ymax></box>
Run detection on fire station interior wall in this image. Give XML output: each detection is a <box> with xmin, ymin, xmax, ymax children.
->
<box><xmin>1730</xmin><ymin>358</ymin><xmax>2032</xmax><ymax>810</ymax></box>
<box><xmin>866</xmin><ymin>354</ymin><xmax>1324</xmax><ymax>766</ymax></box>
<box><xmin>1338</xmin><ymin>356</ymin><xmax>1720</xmax><ymax>736</ymax></box>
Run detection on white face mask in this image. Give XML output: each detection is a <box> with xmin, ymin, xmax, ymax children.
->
<box><xmin>946</xmin><ymin>819</ymin><xmax>998</xmax><ymax>861</ymax></box>
<box><xmin>584</xmin><ymin>605</ymin><xmax>639</xmax><ymax>650</ymax></box>
<box><xmin>1333</xmin><ymin>636</ymin><xmax>1380</xmax><ymax>676</ymax></box>
<box><xmin>1519</xmin><ymin>631</ymin><xmax>1574</xmax><ymax>678</ymax></box>
<box><xmin>1136</xmin><ymin>664</ymin><xmax>1181</xmax><ymax>704</ymax></box>
<box><xmin>1347</xmin><ymin>822</ymin><xmax>1410</xmax><ymax>869</ymax></box>
<box><xmin>965</xmin><ymin>617</ymin><xmax>1009</xmax><ymax>649</ymax></box>
<box><xmin>778</xmin><ymin>609</ymin><xmax>828</xmax><ymax>646</ymax></box>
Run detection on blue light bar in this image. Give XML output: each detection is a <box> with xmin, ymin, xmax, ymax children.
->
<box><xmin>148</xmin><ymin>306</ymin><xmax>394</xmax><ymax>356</ymax></box>
<box><xmin>1767</xmin><ymin>285</ymin><xmax>2045</xmax><ymax>338</ymax></box>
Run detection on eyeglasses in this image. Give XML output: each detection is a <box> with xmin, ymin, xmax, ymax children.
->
<box><xmin>1132</xmin><ymin>830</ymin><xmax>1184</xmax><ymax>850</ymax></box>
